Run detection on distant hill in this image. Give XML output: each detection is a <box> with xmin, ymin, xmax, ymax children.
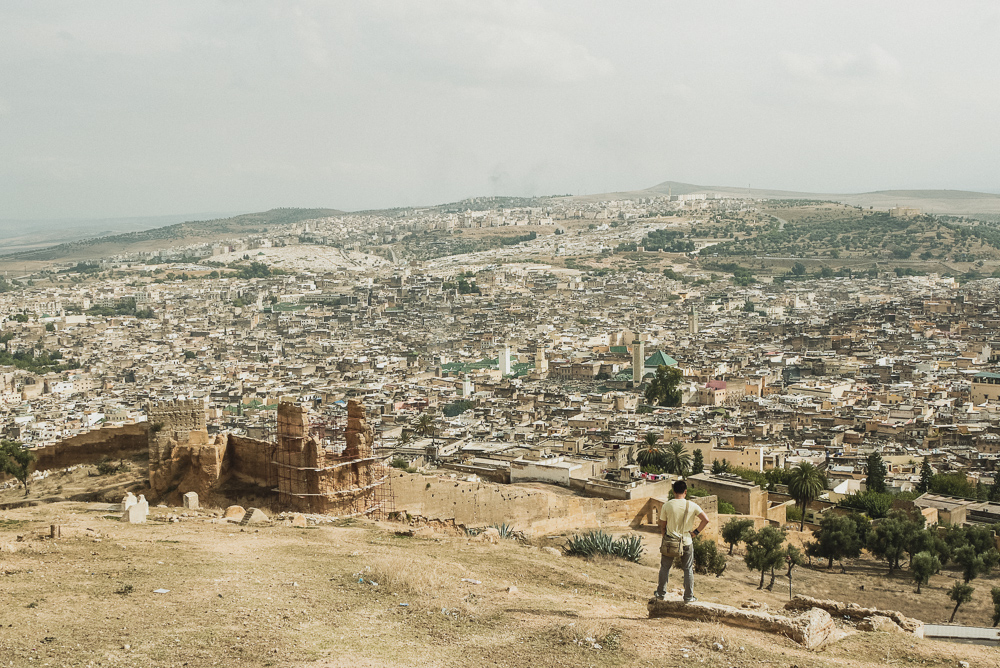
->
<box><xmin>640</xmin><ymin>180</ymin><xmax>1000</xmax><ymax>215</ymax></box>
<box><xmin>0</xmin><ymin>212</ymin><xmax>243</xmax><ymax>255</ymax></box>
<box><xmin>1</xmin><ymin>208</ymin><xmax>342</xmax><ymax>262</ymax></box>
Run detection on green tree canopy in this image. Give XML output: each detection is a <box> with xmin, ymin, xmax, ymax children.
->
<box><xmin>0</xmin><ymin>440</ymin><xmax>35</xmax><ymax>497</ymax></box>
<box><xmin>867</xmin><ymin>510</ymin><xmax>922</xmax><ymax>574</ymax></box>
<box><xmin>744</xmin><ymin>526</ymin><xmax>787</xmax><ymax>590</ymax></box>
<box><xmin>865</xmin><ymin>452</ymin><xmax>887</xmax><ymax>494</ymax></box>
<box><xmin>643</xmin><ymin>365</ymin><xmax>683</xmax><ymax>407</ymax></box>
<box><xmin>807</xmin><ymin>513</ymin><xmax>865</xmax><ymax>571</ymax></box>
<box><xmin>910</xmin><ymin>551</ymin><xmax>941</xmax><ymax>594</ymax></box>
<box><xmin>949</xmin><ymin>581</ymin><xmax>974</xmax><ymax>623</ymax></box>
<box><xmin>917</xmin><ymin>457</ymin><xmax>934</xmax><ymax>494</ymax></box>
<box><xmin>721</xmin><ymin>518</ymin><xmax>754</xmax><ymax>556</ymax></box>
<box><xmin>691</xmin><ymin>449</ymin><xmax>704</xmax><ymax>475</ymax></box>
<box><xmin>662</xmin><ymin>440</ymin><xmax>691</xmax><ymax>477</ymax></box>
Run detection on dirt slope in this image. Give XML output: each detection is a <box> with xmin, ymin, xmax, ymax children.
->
<box><xmin>0</xmin><ymin>503</ymin><xmax>995</xmax><ymax>668</ymax></box>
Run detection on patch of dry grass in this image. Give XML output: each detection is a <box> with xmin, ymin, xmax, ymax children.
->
<box><xmin>362</xmin><ymin>548</ymin><xmax>445</xmax><ymax>596</ymax></box>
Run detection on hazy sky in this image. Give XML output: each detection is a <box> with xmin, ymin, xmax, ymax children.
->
<box><xmin>3</xmin><ymin>1</ymin><xmax>1000</xmax><ymax>219</ymax></box>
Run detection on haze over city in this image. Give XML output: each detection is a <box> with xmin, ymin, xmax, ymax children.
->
<box><xmin>3</xmin><ymin>1</ymin><xmax>1000</xmax><ymax>221</ymax></box>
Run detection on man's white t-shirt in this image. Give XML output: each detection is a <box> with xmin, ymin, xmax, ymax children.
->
<box><xmin>659</xmin><ymin>498</ymin><xmax>698</xmax><ymax>546</ymax></box>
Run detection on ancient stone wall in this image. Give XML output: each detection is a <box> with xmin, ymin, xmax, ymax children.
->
<box><xmin>147</xmin><ymin>398</ymin><xmax>208</xmax><ymax>445</ymax></box>
<box><xmin>225</xmin><ymin>434</ymin><xmax>278</xmax><ymax>488</ymax></box>
<box><xmin>148</xmin><ymin>432</ymin><xmax>278</xmax><ymax>504</ymax></box>
<box><xmin>392</xmin><ymin>471</ymin><xmax>653</xmax><ymax>534</ymax></box>
<box><xmin>273</xmin><ymin>399</ymin><xmax>387</xmax><ymax>516</ymax></box>
<box><xmin>30</xmin><ymin>423</ymin><xmax>150</xmax><ymax>472</ymax></box>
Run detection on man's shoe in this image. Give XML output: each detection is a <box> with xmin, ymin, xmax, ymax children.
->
<box><xmin>683</xmin><ymin>596</ymin><xmax>697</xmax><ymax>603</ymax></box>
<box><xmin>653</xmin><ymin>592</ymin><xmax>665</xmax><ymax>600</ymax></box>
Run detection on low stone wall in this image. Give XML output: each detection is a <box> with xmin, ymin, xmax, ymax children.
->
<box><xmin>392</xmin><ymin>471</ymin><xmax>654</xmax><ymax>534</ymax></box>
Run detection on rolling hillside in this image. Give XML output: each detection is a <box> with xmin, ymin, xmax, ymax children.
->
<box><xmin>1</xmin><ymin>208</ymin><xmax>342</xmax><ymax>262</ymax></box>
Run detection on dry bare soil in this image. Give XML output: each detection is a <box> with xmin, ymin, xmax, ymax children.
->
<box><xmin>1</xmin><ymin>501</ymin><xmax>998</xmax><ymax>668</ymax></box>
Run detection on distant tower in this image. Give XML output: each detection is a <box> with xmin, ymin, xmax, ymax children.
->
<box><xmin>535</xmin><ymin>347</ymin><xmax>548</xmax><ymax>373</ymax></box>
<box><xmin>500</xmin><ymin>344</ymin><xmax>512</xmax><ymax>376</ymax></box>
<box><xmin>632</xmin><ymin>339</ymin><xmax>646</xmax><ymax>382</ymax></box>
<box><xmin>689</xmin><ymin>305</ymin><xmax>699</xmax><ymax>336</ymax></box>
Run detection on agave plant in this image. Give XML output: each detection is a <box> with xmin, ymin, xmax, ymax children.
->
<box><xmin>563</xmin><ymin>530</ymin><xmax>645</xmax><ymax>563</ymax></box>
<box><xmin>489</xmin><ymin>522</ymin><xmax>516</xmax><ymax>539</ymax></box>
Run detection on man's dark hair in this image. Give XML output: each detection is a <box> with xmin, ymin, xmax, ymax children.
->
<box><xmin>672</xmin><ymin>479</ymin><xmax>687</xmax><ymax>495</ymax></box>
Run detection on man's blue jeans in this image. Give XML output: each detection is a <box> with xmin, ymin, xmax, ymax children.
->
<box><xmin>656</xmin><ymin>543</ymin><xmax>694</xmax><ymax>601</ymax></box>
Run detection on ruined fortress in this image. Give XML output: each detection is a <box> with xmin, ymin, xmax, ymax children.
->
<box><xmin>147</xmin><ymin>397</ymin><xmax>392</xmax><ymax>518</ymax></box>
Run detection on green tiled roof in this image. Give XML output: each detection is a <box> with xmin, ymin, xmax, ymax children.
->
<box><xmin>441</xmin><ymin>357</ymin><xmax>500</xmax><ymax>373</ymax></box>
<box><xmin>609</xmin><ymin>346</ymin><xmax>629</xmax><ymax>354</ymax></box>
<box><xmin>645</xmin><ymin>351</ymin><xmax>678</xmax><ymax>367</ymax></box>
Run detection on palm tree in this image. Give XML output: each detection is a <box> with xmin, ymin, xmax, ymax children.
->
<box><xmin>416</xmin><ymin>413</ymin><xmax>435</xmax><ymax>437</ymax></box>
<box><xmin>788</xmin><ymin>462</ymin><xmax>824</xmax><ymax>531</ymax></box>
<box><xmin>662</xmin><ymin>440</ymin><xmax>691</xmax><ymax>477</ymax></box>
<box><xmin>636</xmin><ymin>432</ymin><xmax>662</xmax><ymax>469</ymax></box>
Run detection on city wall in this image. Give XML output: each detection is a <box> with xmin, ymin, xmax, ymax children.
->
<box><xmin>393</xmin><ymin>471</ymin><xmax>678</xmax><ymax>534</ymax></box>
<box><xmin>31</xmin><ymin>423</ymin><xmax>150</xmax><ymax>472</ymax></box>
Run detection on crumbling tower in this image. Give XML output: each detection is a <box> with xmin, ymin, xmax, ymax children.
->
<box><xmin>273</xmin><ymin>397</ymin><xmax>393</xmax><ymax>518</ymax></box>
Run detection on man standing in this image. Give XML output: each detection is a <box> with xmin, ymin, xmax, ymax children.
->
<box><xmin>655</xmin><ymin>479</ymin><xmax>709</xmax><ymax>602</ymax></box>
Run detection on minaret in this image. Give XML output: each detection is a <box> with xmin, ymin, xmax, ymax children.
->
<box><xmin>632</xmin><ymin>339</ymin><xmax>645</xmax><ymax>382</ymax></box>
<box><xmin>500</xmin><ymin>344</ymin><xmax>512</xmax><ymax>376</ymax></box>
<box><xmin>689</xmin><ymin>305</ymin><xmax>699</xmax><ymax>336</ymax></box>
<box><xmin>535</xmin><ymin>346</ymin><xmax>548</xmax><ymax>373</ymax></box>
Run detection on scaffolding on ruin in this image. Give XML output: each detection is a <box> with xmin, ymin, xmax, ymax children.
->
<box><xmin>272</xmin><ymin>400</ymin><xmax>395</xmax><ymax>520</ymax></box>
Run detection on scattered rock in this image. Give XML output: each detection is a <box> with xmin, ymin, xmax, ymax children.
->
<box><xmin>242</xmin><ymin>508</ymin><xmax>269</xmax><ymax>525</ymax></box>
<box><xmin>223</xmin><ymin>505</ymin><xmax>246</xmax><ymax>519</ymax></box>
<box><xmin>290</xmin><ymin>514</ymin><xmax>307</xmax><ymax>528</ymax></box>
<box><xmin>742</xmin><ymin>599</ymin><xmax>769</xmax><ymax>611</ymax></box>
<box><xmin>506</xmin><ymin>585</ymin><xmax>518</xmax><ymax>594</ymax></box>
<box><xmin>858</xmin><ymin>616</ymin><xmax>905</xmax><ymax>633</ymax></box>
<box><xmin>785</xmin><ymin>595</ymin><xmax>923</xmax><ymax>637</ymax></box>
<box><xmin>541</xmin><ymin>547</ymin><xmax>561</xmax><ymax>557</ymax></box>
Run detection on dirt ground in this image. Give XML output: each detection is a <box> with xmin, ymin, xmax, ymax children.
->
<box><xmin>1</xmin><ymin>501</ymin><xmax>998</xmax><ymax>668</ymax></box>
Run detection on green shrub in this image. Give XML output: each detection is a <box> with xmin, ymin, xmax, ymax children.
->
<box><xmin>692</xmin><ymin>537</ymin><xmax>727</xmax><ymax>576</ymax></box>
<box><xmin>95</xmin><ymin>458</ymin><xmax>126</xmax><ymax>475</ymax></box>
<box><xmin>718</xmin><ymin>500</ymin><xmax>736</xmax><ymax>515</ymax></box>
